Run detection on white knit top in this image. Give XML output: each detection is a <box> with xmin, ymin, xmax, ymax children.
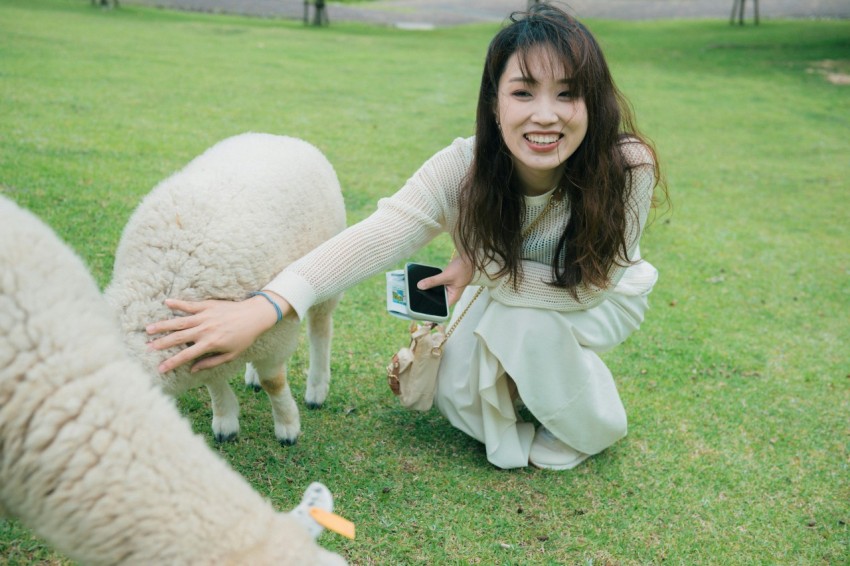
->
<box><xmin>266</xmin><ymin>136</ymin><xmax>656</xmax><ymax>319</ymax></box>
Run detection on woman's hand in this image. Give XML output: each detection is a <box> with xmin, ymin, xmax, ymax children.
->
<box><xmin>416</xmin><ymin>254</ymin><xmax>474</xmax><ymax>306</ymax></box>
<box><xmin>145</xmin><ymin>292</ymin><xmax>292</xmax><ymax>374</ymax></box>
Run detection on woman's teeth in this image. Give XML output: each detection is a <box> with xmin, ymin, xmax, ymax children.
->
<box><xmin>525</xmin><ymin>134</ymin><xmax>560</xmax><ymax>144</ymax></box>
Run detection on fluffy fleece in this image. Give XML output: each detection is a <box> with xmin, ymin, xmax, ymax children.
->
<box><xmin>0</xmin><ymin>196</ymin><xmax>346</xmax><ymax>565</ymax></box>
<box><xmin>104</xmin><ymin>133</ymin><xmax>346</xmax><ymax>444</ymax></box>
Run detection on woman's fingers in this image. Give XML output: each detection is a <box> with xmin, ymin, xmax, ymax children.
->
<box><xmin>418</xmin><ymin>273</ymin><xmax>465</xmax><ymax>306</ymax></box>
<box><xmin>145</xmin><ymin>300</ymin><xmax>213</xmax><ymax>371</ymax></box>
<box><xmin>146</xmin><ymin>302</ymin><xmax>206</xmax><ymax>335</ymax></box>
<box><xmin>150</xmin><ymin>318</ymin><xmax>232</xmax><ymax>373</ymax></box>
<box><xmin>446</xmin><ymin>286</ymin><xmax>465</xmax><ymax>307</ymax></box>
<box><xmin>416</xmin><ymin>273</ymin><xmax>445</xmax><ymax>290</ymax></box>
<box><xmin>147</xmin><ymin>327</ymin><xmax>196</xmax><ymax>352</ymax></box>
<box><xmin>190</xmin><ymin>352</ymin><xmax>237</xmax><ymax>373</ymax></box>
<box><xmin>164</xmin><ymin>298</ymin><xmax>205</xmax><ymax>313</ymax></box>
<box><xmin>416</xmin><ymin>255</ymin><xmax>473</xmax><ymax>306</ymax></box>
<box><xmin>154</xmin><ymin>323</ymin><xmax>236</xmax><ymax>373</ymax></box>
<box><xmin>157</xmin><ymin>342</ymin><xmax>206</xmax><ymax>374</ymax></box>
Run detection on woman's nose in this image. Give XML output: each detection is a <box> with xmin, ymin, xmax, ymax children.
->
<box><xmin>531</xmin><ymin>97</ymin><xmax>558</xmax><ymax>124</ymax></box>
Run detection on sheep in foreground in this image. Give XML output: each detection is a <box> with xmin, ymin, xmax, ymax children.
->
<box><xmin>105</xmin><ymin>133</ymin><xmax>346</xmax><ymax>445</ymax></box>
<box><xmin>0</xmin><ymin>196</ymin><xmax>347</xmax><ymax>565</ymax></box>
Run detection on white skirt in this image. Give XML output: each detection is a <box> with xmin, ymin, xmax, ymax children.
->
<box><xmin>433</xmin><ymin>261</ymin><xmax>657</xmax><ymax>469</ymax></box>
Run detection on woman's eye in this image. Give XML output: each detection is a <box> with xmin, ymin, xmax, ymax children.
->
<box><xmin>559</xmin><ymin>91</ymin><xmax>574</xmax><ymax>99</ymax></box>
<box><xmin>512</xmin><ymin>90</ymin><xmax>532</xmax><ymax>98</ymax></box>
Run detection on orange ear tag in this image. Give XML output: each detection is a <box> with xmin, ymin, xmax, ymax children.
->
<box><xmin>310</xmin><ymin>507</ymin><xmax>356</xmax><ymax>540</ymax></box>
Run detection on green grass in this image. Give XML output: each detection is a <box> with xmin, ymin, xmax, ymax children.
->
<box><xmin>1</xmin><ymin>1</ymin><xmax>848</xmax><ymax>563</ymax></box>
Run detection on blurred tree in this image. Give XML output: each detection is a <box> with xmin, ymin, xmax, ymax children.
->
<box><xmin>303</xmin><ymin>0</ymin><xmax>329</xmax><ymax>26</ymax></box>
<box><xmin>730</xmin><ymin>0</ymin><xmax>759</xmax><ymax>25</ymax></box>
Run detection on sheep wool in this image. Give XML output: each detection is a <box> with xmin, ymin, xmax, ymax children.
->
<box><xmin>105</xmin><ymin>133</ymin><xmax>346</xmax><ymax>444</ymax></box>
<box><xmin>0</xmin><ymin>196</ymin><xmax>346</xmax><ymax>565</ymax></box>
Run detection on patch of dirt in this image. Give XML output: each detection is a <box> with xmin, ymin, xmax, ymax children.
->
<box><xmin>808</xmin><ymin>59</ymin><xmax>850</xmax><ymax>85</ymax></box>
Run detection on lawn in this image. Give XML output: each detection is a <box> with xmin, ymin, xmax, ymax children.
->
<box><xmin>1</xmin><ymin>0</ymin><xmax>848</xmax><ymax>563</ymax></box>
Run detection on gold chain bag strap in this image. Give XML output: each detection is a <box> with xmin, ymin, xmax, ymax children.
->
<box><xmin>386</xmin><ymin>193</ymin><xmax>560</xmax><ymax>411</ymax></box>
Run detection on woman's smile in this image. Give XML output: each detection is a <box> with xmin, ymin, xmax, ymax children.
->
<box><xmin>524</xmin><ymin>131</ymin><xmax>565</xmax><ymax>151</ymax></box>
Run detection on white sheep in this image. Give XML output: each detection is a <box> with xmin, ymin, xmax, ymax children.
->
<box><xmin>104</xmin><ymin>133</ymin><xmax>346</xmax><ymax>445</ymax></box>
<box><xmin>0</xmin><ymin>195</ymin><xmax>347</xmax><ymax>565</ymax></box>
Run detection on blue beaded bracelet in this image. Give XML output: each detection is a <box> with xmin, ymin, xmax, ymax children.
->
<box><xmin>249</xmin><ymin>291</ymin><xmax>283</xmax><ymax>324</ymax></box>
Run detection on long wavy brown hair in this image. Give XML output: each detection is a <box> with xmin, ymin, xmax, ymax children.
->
<box><xmin>455</xmin><ymin>3</ymin><xmax>662</xmax><ymax>297</ymax></box>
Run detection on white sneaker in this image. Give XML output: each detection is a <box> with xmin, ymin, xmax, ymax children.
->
<box><xmin>529</xmin><ymin>427</ymin><xmax>590</xmax><ymax>470</ymax></box>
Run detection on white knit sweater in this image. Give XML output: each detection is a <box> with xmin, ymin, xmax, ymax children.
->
<box><xmin>266</xmin><ymin>136</ymin><xmax>656</xmax><ymax>318</ymax></box>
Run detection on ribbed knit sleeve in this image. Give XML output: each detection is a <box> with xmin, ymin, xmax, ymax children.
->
<box><xmin>476</xmin><ymin>140</ymin><xmax>657</xmax><ymax>312</ymax></box>
<box><xmin>265</xmin><ymin>138</ymin><xmax>472</xmax><ymax>319</ymax></box>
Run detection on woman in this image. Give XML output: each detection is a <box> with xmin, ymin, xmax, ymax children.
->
<box><xmin>147</xmin><ymin>4</ymin><xmax>664</xmax><ymax>470</ymax></box>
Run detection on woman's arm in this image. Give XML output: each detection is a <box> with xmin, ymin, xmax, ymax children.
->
<box><xmin>264</xmin><ymin>138</ymin><xmax>472</xmax><ymax>318</ymax></box>
<box><xmin>146</xmin><ymin>138</ymin><xmax>473</xmax><ymax>372</ymax></box>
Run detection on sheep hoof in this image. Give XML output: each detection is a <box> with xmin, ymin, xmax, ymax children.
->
<box><xmin>305</xmin><ymin>383</ymin><xmax>329</xmax><ymax>409</ymax></box>
<box><xmin>246</xmin><ymin>384</ymin><xmax>262</xmax><ymax>393</ymax></box>
<box><xmin>278</xmin><ymin>437</ymin><xmax>298</xmax><ymax>447</ymax></box>
<box><xmin>215</xmin><ymin>432</ymin><xmax>239</xmax><ymax>443</ymax></box>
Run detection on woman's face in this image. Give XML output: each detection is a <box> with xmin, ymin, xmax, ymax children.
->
<box><xmin>496</xmin><ymin>46</ymin><xmax>588</xmax><ymax>196</ymax></box>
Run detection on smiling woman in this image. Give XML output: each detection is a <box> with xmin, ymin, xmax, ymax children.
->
<box><xmin>146</xmin><ymin>2</ymin><xmax>665</xmax><ymax>472</ymax></box>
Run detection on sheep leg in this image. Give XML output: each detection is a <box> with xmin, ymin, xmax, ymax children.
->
<box><xmin>243</xmin><ymin>362</ymin><xmax>262</xmax><ymax>392</ymax></box>
<box><xmin>205</xmin><ymin>376</ymin><xmax>240</xmax><ymax>442</ymax></box>
<box><xmin>251</xmin><ymin>358</ymin><xmax>300</xmax><ymax>445</ymax></box>
<box><xmin>304</xmin><ymin>296</ymin><xmax>339</xmax><ymax>409</ymax></box>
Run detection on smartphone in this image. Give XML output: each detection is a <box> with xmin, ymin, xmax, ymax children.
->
<box><xmin>404</xmin><ymin>262</ymin><xmax>449</xmax><ymax>322</ymax></box>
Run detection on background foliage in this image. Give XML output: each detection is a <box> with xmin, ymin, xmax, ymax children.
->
<box><xmin>1</xmin><ymin>0</ymin><xmax>848</xmax><ymax>563</ymax></box>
